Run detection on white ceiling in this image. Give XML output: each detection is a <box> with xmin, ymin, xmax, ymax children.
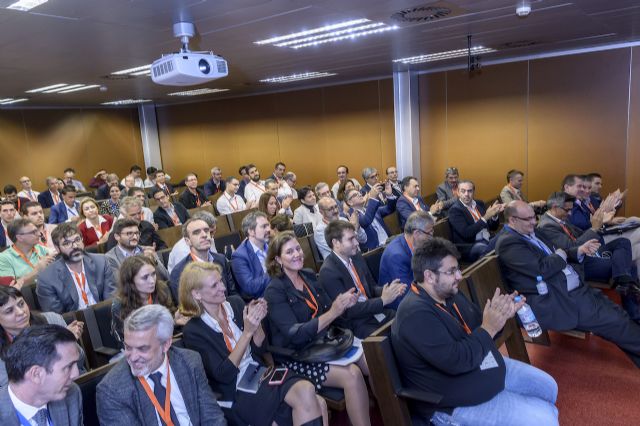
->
<box><xmin>0</xmin><ymin>0</ymin><xmax>639</xmax><ymax>107</ymax></box>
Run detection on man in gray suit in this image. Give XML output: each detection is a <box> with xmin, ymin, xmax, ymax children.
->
<box><xmin>37</xmin><ymin>223</ymin><xmax>117</xmax><ymax>314</ymax></box>
<box><xmin>97</xmin><ymin>304</ymin><xmax>226</xmax><ymax>426</ymax></box>
<box><xmin>436</xmin><ymin>166</ymin><xmax>460</xmax><ymax>216</ymax></box>
<box><xmin>105</xmin><ymin>218</ymin><xmax>169</xmax><ymax>281</ymax></box>
<box><xmin>0</xmin><ymin>324</ymin><xmax>83</xmax><ymax>426</ymax></box>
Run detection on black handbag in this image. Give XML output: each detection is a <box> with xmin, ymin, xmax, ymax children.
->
<box><xmin>292</xmin><ymin>326</ymin><xmax>354</xmax><ymax>363</ymax></box>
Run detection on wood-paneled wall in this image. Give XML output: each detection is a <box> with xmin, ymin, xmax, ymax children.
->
<box><xmin>0</xmin><ymin>109</ymin><xmax>143</xmax><ymax>192</ymax></box>
<box><xmin>419</xmin><ymin>47</ymin><xmax>640</xmax><ymax>216</ymax></box>
<box><xmin>156</xmin><ymin>79</ymin><xmax>395</xmax><ymax>188</ymax></box>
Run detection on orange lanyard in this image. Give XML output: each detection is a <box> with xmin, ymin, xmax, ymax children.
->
<box><xmin>411</xmin><ymin>284</ymin><xmax>471</xmax><ymax>334</ymax></box>
<box><xmin>138</xmin><ymin>359</ymin><xmax>174</xmax><ymax>426</ymax></box>
<box><xmin>147</xmin><ymin>294</ymin><xmax>153</xmax><ymax>305</ymax></box>
<box><xmin>52</xmin><ymin>192</ymin><xmax>60</xmax><ymax>204</ymax></box>
<box><xmin>217</xmin><ymin>311</ymin><xmax>236</xmax><ymax>352</ymax></box>
<box><xmin>349</xmin><ymin>262</ymin><xmax>368</xmax><ymax>299</ymax></box>
<box><xmin>404</xmin><ymin>195</ymin><xmax>422</xmax><ymax>211</ymax></box>
<box><xmin>466</xmin><ymin>205</ymin><xmax>482</xmax><ymax>222</ymax></box>
<box><xmin>196</xmin><ymin>196</ymin><xmax>201</xmax><ymax>207</ymax></box>
<box><xmin>301</xmin><ymin>282</ymin><xmax>319</xmax><ymax>318</ymax></box>
<box><xmin>226</xmin><ymin>194</ymin><xmax>239</xmax><ymax>211</ymax></box>
<box><xmin>560</xmin><ymin>224</ymin><xmax>576</xmax><ymax>242</ymax></box>
<box><xmin>12</xmin><ymin>246</ymin><xmax>37</xmax><ymax>269</ymax></box>
<box><xmin>72</xmin><ymin>271</ymin><xmax>89</xmax><ymax>305</ymax></box>
<box><xmin>169</xmin><ymin>209</ymin><xmax>180</xmax><ymax>225</ymax></box>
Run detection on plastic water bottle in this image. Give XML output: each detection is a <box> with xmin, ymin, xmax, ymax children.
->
<box><xmin>515</xmin><ymin>296</ymin><xmax>542</xmax><ymax>338</ymax></box>
<box><xmin>536</xmin><ymin>275</ymin><xmax>548</xmax><ymax>295</ymax></box>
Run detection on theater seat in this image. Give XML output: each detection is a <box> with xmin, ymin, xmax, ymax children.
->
<box><xmin>77</xmin><ymin>300</ymin><xmax>120</xmax><ymax>369</ymax></box>
<box><xmin>75</xmin><ymin>362</ymin><xmax>117</xmax><ymax>426</ymax></box>
<box><xmin>214</xmin><ymin>232</ymin><xmax>242</xmax><ymax>259</ymax></box>
<box><xmin>363</xmin><ymin>246</ymin><xmax>385</xmax><ymax>283</ymax></box>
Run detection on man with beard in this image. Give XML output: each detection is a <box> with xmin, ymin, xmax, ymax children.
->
<box><xmin>37</xmin><ymin>223</ymin><xmax>116</xmax><ymax>314</ymax></box>
<box><xmin>243</xmin><ymin>163</ymin><xmax>267</xmax><ymax>204</ymax></box>
<box><xmin>231</xmin><ymin>211</ymin><xmax>272</xmax><ymax>298</ymax></box>
<box><xmin>96</xmin><ymin>305</ymin><xmax>225</xmax><ymax>426</ymax></box>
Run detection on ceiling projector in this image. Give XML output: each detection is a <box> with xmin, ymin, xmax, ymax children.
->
<box><xmin>152</xmin><ymin>22</ymin><xmax>228</xmax><ymax>86</ymax></box>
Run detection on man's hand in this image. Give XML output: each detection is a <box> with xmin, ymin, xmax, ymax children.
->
<box><xmin>348</xmin><ymin>211</ymin><xmax>360</xmax><ymax>230</ymax></box>
<box><xmin>281</xmin><ymin>196</ymin><xmax>293</xmax><ymax>210</ymax></box>
<box><xmin>530</xmin><ymin>200</ymin><xmax>546</xmax><ymax>208</ymax></box>
<box><xmin>578</xmin><ymin>239</ymin><xmax>600</xmax><ymax>256</ymax></box>
<box><xmin>483</xmin><ymin>202</ymin><xmax>504</xmax><ymax>220</ymax></box>
<box><xmin>35</xmin><ymin>255</ymin><xmax>56</xmax><ymax>272</ymax></box>
<box><xmin>481</xmin><ymin>288</ymin><xmax>515</xmax><ymax>338</ymax></box>
<box><xmin>430</xmin><ymin>200</ymin><xmax>444</xmax><ymax>215</ymax></box>
<box><xmin>380</xmin><ymin>279</ymin><xmax>407</xmax><ymax>306</ymax></box>
<box><xmin>368</xmin><ymin>186</ymin><xmax>380</xmax><ymax>200</ymax></box>
<box><xmin>590</xmin><ymin>208</ymin><xmax>605</xmax><ymax>230</ymax></box>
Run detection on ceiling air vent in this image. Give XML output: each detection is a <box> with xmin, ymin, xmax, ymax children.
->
<box><xmin>500</xmin><ymin>40</ymin><xmax>540</xmax><ymax>49</ymax></box>
<box><xmin>391</xmin><ymin>5</ymin><xmax>453</xmax><ymax>22</ymax></box>
<box><xmin>101</xmin><ymin>74</ymin><xmax>135</xmax><ymax>80</ymax></box>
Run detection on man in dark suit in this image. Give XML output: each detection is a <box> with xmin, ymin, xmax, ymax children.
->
<box><xmin>105</xmin><ymin>197</ymin><xmax>168</xmax><ymax>251</ymax></box>
<box><xmin>37</xmin><ymin>223</ymin><xmax>117</xmax><ymax>314</ymax></box>
<box><xmin>448</xmin><ymin>180</ymin><xmax>503</xmax><ymax>262</ymax></box>
<box><xmin>151</xmin><ymin>169</ymin><xmax>176</xmax><ymax>198</ymax></box>
<box><xmin>37</xmin><ymin>176</ymin><xmax>62</xmax><ymax>209</ymax></box>
<box><xmin>179</xmin><ymin>173</ymin><xmax>212</xmax><ymax>210</ymax></box>
<box><xmin>396</xmin><ymin>176</ymin><xmax>442</xmax><ymax>230</ymax></box>
<box><xmin>231</xmin><ymin>211</ymin><xmax>272</xmax><ymax>298</ymax></box>
<box><xmin>345</xmin><ymin>186</ymin><xmax>396</xmax><ymax>251</ymax></box>
<box><xmin>203</xmin><ymin>166</ymin><xmax>225</xmax><ymax>197</ymax></box>
<box><xmin>0</xmin><ymin>199</ymin><xmax>18</xmax><ymax>248</ymax></box>
<box><xmin>537</xmin><ymin>191</ymin><xmax>638</xmax><ymax>288</ymax></box>
<box><xmin>497</xmin><ymin>200</ymin><xmax>640</xmax><ymax>367</ymax></box>
<box><xmin>319</xmin><ymin>221</ymin><xmax>405</xmax><ymax>338</ymax></box>
<box><xmin>96</xmin><ymin>304</ymin><xmax>226</xmax><ymax>426</ymax></box>
<box><xmin>359</xmin><ymin>167</ymin><xmax>393</xmax><ymax>205</ymax></box>
<box><xmin>435</xmin><ymin>166</ymin><xmax>459</xmax><ymax>215</ymax></box>
<box><xmin>3</xmin><ymin>185</ymin><xmax>30</xmax><ymax>213</ymax></box>
<box><xmin>152</xmin><ymin>189</ymin><xmax>190</xmax><ymax>229</ymax></box>
<box><xmin>169</xmin><ymin>218</ymin><xmax>236</xmax><ymax>302</ymax></box>
<box><xmin>0</xmin><ymin>325</ymin><xmax>83</xmax><ymax>426</ymax></box>
<box><xmin>48</xmin><ymin>186</ymin><xmax>81</xmax><ymax>224</ymax></box>
<box><xmin>384</xmin><ymin>166</ymin><xmax>403</xmax><ymax>198</ymax></box>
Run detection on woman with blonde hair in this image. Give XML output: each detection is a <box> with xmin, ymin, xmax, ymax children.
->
<box><xmin>77</xmin><ymin>197</ymin><xmax>114</xmax><ymax>246</ymax></box>
<box><xmin>180</xmin><ymin>261</ymin><xmax>326</xmax><ymax>426</ymax></box>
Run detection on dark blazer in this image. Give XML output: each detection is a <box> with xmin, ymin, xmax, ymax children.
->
<box><xmin>96</xmin><ymin>346</ymin><xmax>226</xmax><ymax>426</ymax></box>
<box><xmin>96</xmin><ymin>184</ymin><xmax>124</xmax><ymax>201</ymax></box>
<box><xmin>231</xmin><ymin>239</ymin><xmax>270</xmax><ymax>298</ymax></box>
<box><xmin>537</xmin><ymin>213</ymin><xmax>602</xmax><ymax>248</ymax></box>
<box><xmin>151</xmin><ymin>183</ymin><xmax>175</xmax><ymax>197</ymax></box>
<box><xmin>204</xmin><ymin>178</ymin><xmax>226</xmax><ymax>197</ymax></box>
<box><xmin>105</xmin><ymin>245</ymin><xmax>169</xmax><ymax>282</ymax></box>
<box><xmin>396</xmin><ymin>195</ymin><xmax>429</xmax><ymax>230</ymax></box>
<box><xmin>436</xmin><ymin>182</ymin><xmax>458</xmax><ymax>210</ymax></box>
<box><xmin>37</xmin><ymin>190</ymin><xmax>59</xmax><ymax>209</ymax></box>
<box><xmin>179</xmin><ymin>188</ymin><xmax>209</xmax><ymax>210</ymax></box>
<box><xmin>105</xmin><ymin>220</ymin><xmax>167</xmax><ymax>251</ymax></box>
<box><xmin>153</xmin><ymin>203</ymin><xmax>190</xmax><ymax>229</ymax></box>
<box><xmin>0</xmin><ymin>382</ymin><xmax>83</xmax><ymax>426</ymax></box>
<box><xmin>319</xmin><ymin>252</ymin><xmax>391</xmax><ymax>338</ymax></box>
<box><xmin>354</xmin><ymin>197</ymin><xmax>396</xmax><ymax>250</ymax></box>
<box><xmin>264</xmin><ymin>269</ymin><xmax>332</xmax><ymax>353</ymax></box>
<box><xmin>0</xmin><ymin>222</ymin><xmax>6</xmax><ymax>248</ymax></box>
<box><xmin>568</xmin><ymin>200</ymin><xmax>593</xmax><ymax>231</ymax></box>
<box><xmin>378</xmin><ymin>234</ymin><xmax>413</xmax><ymax>308</ymax></box>
<box><xmin>169</xmin><ymin>251</ymin><xmax>237</xmax><ymax>303</ymax></box>
<box><xmin>36</xmin><ymin>253</ymin><xmax>117</xmax><ymax>314</ymax></box>
<box><xmin>448</xmin><ymin>199</ymin><xmax>499</xmax><ymax>258</ymax></box>
<box><xmin>359</xmin><ymin>183</ymin><xmax>391</xmax><ymax>205</ymax></box>
<box><xmin>496</xmin><ymin>227</ymin><xmax>585</xmax><ymax>330</ymax></box>
<box><xmin>48</xmin><ymin>201</ymin><xmax>81</xmax><ymax>224</ymax></box>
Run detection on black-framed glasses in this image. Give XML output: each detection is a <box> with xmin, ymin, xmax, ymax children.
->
<box><xmin>416</xmin><ymin>228</ymin><xmax>435</xmax><ymax>237</ymax></box>
<box><xmin>59</xmin><ymin>236</ymin><xmax>83</xmax><ymax>249</ymax></box>
<box><xmin>432</xmin><ymin>267</ymin><xmax>462</xmax><ymax>276</ymax></box>
<box><xmin>513</xmin><ymin>215</ymin><xmax>536</xmax><ymax>222</ymax></box>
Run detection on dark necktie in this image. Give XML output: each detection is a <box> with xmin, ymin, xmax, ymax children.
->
<box><xmin>149</xmin><ymin>372</ymin><xmax>179</xmax><ymax>426</ymax></box>
<box><xmin>33</xmin><ymin>408</ymin><xmax>49</xmax><ymax>426</ymax></box>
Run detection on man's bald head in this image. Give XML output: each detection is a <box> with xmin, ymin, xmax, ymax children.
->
<box><xmin>318</xmin><ymin>197</ymin><xmax>339</xmax><ymax>221</ymax></box>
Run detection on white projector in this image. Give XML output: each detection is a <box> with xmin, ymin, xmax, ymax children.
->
<box><xmin>151</xmin><ymin>52</ymin><xmax>228</xmax><ymax>86</ymax></box>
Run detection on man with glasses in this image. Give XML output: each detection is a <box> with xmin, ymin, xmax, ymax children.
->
<box><xmin>360</xmin><ymin>167</ymin><xmax>394</xmax><ymax>205</ymax></box>
<box><xmin>448</xmin><ymin>180</ymin><xmax>503</xmax><ymax>262</ymax></box>
<box><xmin>126</xmin><ymin>187</ymin><xmax>156</xmax><ymax>225</ymax></box>
<box><xmin>105</xmin><ymin>197</ymin><xmax>167</xmax><ymax>251</ymax></box>
<box><xmin>320</xmin><ymin>220</ymin><xmax>406</xmax><ymax>338</ymax></box>
<box><xmin>379</xmin><ymin>211</ymin><xmax>435</xmax><ymax>308</ymax></box>
<box><xmin>0</xmin><ymin>218</ymin><xmax>54</xmax><ymax>284</ymax></box>
<box><xmin>345</xmin><ymin>186</ymin><xmax>396</xmax><ymax>251</ymax></box>
<box><xmin>37</xmin><ymin>223</ymin><xmax>116</xmax><ymax>314</ymax></box>
<box><xmin>497</xmin><ymin>200</ymin><xmax>640</xmax><ymax>368</ymax></box>
<box><xmin>17</xmin><ymin>176</ymin><xmax>39</xmax><ymax>202</ymax></box>
<box><xmin>105</xmin><ymin>219</ymin><xmax>169</xmax><ymax>281</ymax></box>
<box><xmin>179</xmin><ymin>173</ymin><xmax>211</xmax><ymax>210</ymax></box>
<box><xmin>315</xmin><ymin>197</ymin><xmax>366</xmax><ymax>259</ymax></box>
<box><xmin>151</xmin><ymin>188</ymin><xmax>190</xmax><ymax>230</ymax></box>
<box><xmin>392</xmin><ymin>237</ymin><xmax>559</xmax><ymax>425</ymax></box>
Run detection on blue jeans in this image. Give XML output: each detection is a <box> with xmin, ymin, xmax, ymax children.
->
<box><xmin>431</xmin><ymin>358</ymin><xmax>558</xmax><ymax>426</ymax></box>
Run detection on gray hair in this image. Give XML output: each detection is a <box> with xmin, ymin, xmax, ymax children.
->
<box><xmin>120</xmin><ymin>196</ymin><xmax>143</xmax><ymax>214</ymax></box>
<box><xmin>314</xmin><ymin>182</ymin><xmax>329</xmax><ymax>194</ymax></box>
<box><xmin>362</xmin><ymin>167</ymin><xmax>377</xmax><ymax>181</ymax></box>
<box><xmin>284</xmin><ymin>172</ymin><xmax>296</xmax><ymax>181</ymax></box>
<box><xmin>182</xmin><ymin>214</ymin><xmax>217</xmax><ymax>238</ymax></box>
<box><xmin>211</xmin><ymin>166</ymin><xmax>221</xmax><ymax>174</ymax></box>
<box><xmin>241</xmin><ymin>210</ymin><xmax>268</xmax><ymax>235</ymax></box>
<box><xmin>404</xmin><ymin>211</ymin><xmax>435</xmax><ymax>235</ymax></box>
<box><xmin>546</xmin><ymin>191</ymin><xmax>575</xmax><ymax>210</ymax></box>
<box><xmin>264</xmin><ymin>178</ymin><xmax>277</xmax><ymax>189</ymax></box>
<box><xmin>124</xmin><ymin>304</ymin><xmax>174</xmax><ymax>343</ymax></box>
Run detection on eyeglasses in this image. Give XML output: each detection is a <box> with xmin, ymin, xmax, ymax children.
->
<box><xmin>17</xmin><ymin>229</ymin><xmax>40</xmax><ymax>236</ymax></box>
<box><xmin>513</xmin><ymin>215</ymin><xmax>536</xmax><ymax>222</ymax></box>
<box><xmin>432</xmin><ymin>267</ymin><xmax>461</xmax><ymax>276</ymax></box>
<box><xmin>59</xmin><ymin>236</ymin><xmax>83</xmax><ymax>249</ymax></box>
<box><xmin>120</xmin><ymin>231</ymin><xmax>140</xmax><ymax>238</ymax></box>
<box><xmin>416</xmin><ymin>228</ymin><xmax>435</xmax><ymax>237</ymax></box>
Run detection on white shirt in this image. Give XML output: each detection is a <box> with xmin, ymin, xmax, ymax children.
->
<box><xmin>314</xmin><ymin>218</ymin><xmax>367</xmax><ymax>260</ymax></box>
<box><xmin>277</xmin><ymin>180</ymin><xmax>293</xmax><ymax>199</ymax></box>
<box><xmin>18</xmin><ymin>189</ymin><xmax>40</xmax><ymax>201</ymax></box>
<box><xmin>121</xmin><ymin>177</ymin><xmax>144</xmax><ymax>188</ymax></box>
<box><xmin>66</xmin><ymin>261</ymin><xmax>97</xmax><ymax>309</ymax></box>
<box><xmin>8</xmin><ymin>384</ymin><xmax>49</xmax><ymax>426</ymax></box>
<box><xmin>243</xmin><ymin>181</ymin><xmax>266</xmax><ymax>203</ymax></box>
<box><xmin>167</xmin><ymin>238</ymin><xmax>217</xmax><ymax>274</ymax></box>
<box><xmin>84</xmin><ymin>216</ymin><xmax>108</xmax><ymax>238</ymax></box>
<box><xmin>216</xmin><ymin>193</ymin><xmax>246</xmax><ymax>215</ymax></box>
<box><xmin>250</xmin><ymin>240</ymin><xmax>268</xmax><ymax>273</ymax></box>
<box><xmin>292</xmin><ymin>204</ymin><xmax>324</xmax><ymax>228</ymax></box>
<box><xmin>144</xmin><ymin>355</ymin><xmax>191</xmax><ymax>426</ymax></box>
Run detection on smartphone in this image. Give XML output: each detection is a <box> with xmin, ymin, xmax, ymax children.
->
<box><xmin>268</xmin><ymin>367</ymin><xmax>289</xmax><ymax>386</ymax></box>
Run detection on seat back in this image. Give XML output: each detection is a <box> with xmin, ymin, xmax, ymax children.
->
<box><xmin>208</xmin><ymin>193</ymin><xmax>224</xmax><ymax>215</ymax></box>
<box><xmin>20</xmin><ymin>282</ymin><xmax>41</xmax><ymax>311</ymax></box>
<box><xmin>215</xmin><ymin>214</ymin><xmax>233</xmax><ymax>237</ymax></box>
<box><xmin>290</xmin><ymin>198</ymin><xmax>302</xmax><ymax>211</ymax></box>
<box><xmin>75</xmin><ymin>362</ymin><xmax>117</xmax><ymax>426</ymax></box>
<box><xmin>433</xmin><ymin>218</ymin><xmax>451</xmax><ymax>241</ymax></box>
<box><xmin>384</xmin><ymin>213</ymin><xmax>402</xmax><ymax>236</ymax></box>
<box><xmin>188</xmin><ymin>205</ymin><xmax>215</xmax><ymax>217</ymax></box>
<box><xmin>214</xmin><ymin>232</ymin><xmax>243</xmax><ymax>258</ymax></box>
<box><xmin>363</xmin><ymin>245</ymin><xmax>385</xmax><ymax>283</ymax></box>
<box><xmin>307</xmin><ymin>235</ymin><xmax>324</xmax><ymax>269</ymax></box>
<box><xmin>298</xmin><ymin>236</ymin><xmax>319</xmax><ymax>272</ymax></box>
<box><xmin>156</xmin><ymin>225</ymin><xmax>184</xmax><ymax>247</ymax></box>
<box><xmin>78</xmin><ymin>300</ymin><xmax>120</xmax><ymax>369</ymax></box>
<box><xmin>228</xmin><ymin>208</ymin><xmax>256</xmax><ymax>236</ymax></box>
<box><xmin>293</xmin><ymin>222</ymin><xmax>313</xmax><ymax>238</ymax></box>
<box><xmin>157</xmin><ymin>248</ymin><xmax>172</xmax><ymax>267</ymax></box>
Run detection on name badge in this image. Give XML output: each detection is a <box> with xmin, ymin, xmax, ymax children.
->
<box><xmin>357</xmin><ymin>295</ymin><xmax>367</xmax><ymax>303</ymax></box>
<box><xmin>562</xmin><ymin>267</ymin><xmax>574</xmax><ymax>276</ymax></box>
<box><xmin>374</xmin><ymin>313</ymin><xmax>386</xmax><ymax>323</ymax></box>
<box><xmin>479</xmin><ymin>351</ymin><xmax>499</xmax><ymax>370</ymax></box>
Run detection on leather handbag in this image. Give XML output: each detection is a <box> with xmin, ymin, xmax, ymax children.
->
<box><xmin>291</xmin><ymin>326</ymin><xmax>354</xmax><ymax>363</ymax></box>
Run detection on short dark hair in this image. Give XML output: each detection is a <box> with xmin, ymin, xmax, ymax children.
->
<box><xmin>585</xmin><ymin>173</ymin><xmax>601</xmax><ymax>182</ymax></box>
<box><xmin>146</xmin><ymin>166</ymin><xmax>157</xmax><ymax>175</ymax></box>
<box><xmin>270</xmin><ymin>214</ymin><xmax>293</xmax><ymax>233</ymax></box>
<box><xmin>4</xmin><ymin>324</ymin><xmax>76</xmax><ymax>383</ymax></box>
<box><xmin>127</xmin><ymin>186</ymin><xmax>145</xmax><ymax>196</ymax></box>
<box><xmin>51</xmin><ymin>222</ymin><xmax>80</xmax><ymax>247</ymax></box>
<box><xmin>412</xmin><ymin>237</ymin><xmax>460</xmax><ymax>283</ymax></box>
<box><xmin>275</xmin><ymin>162</ymin><xmax>286</xmax><ymax>169</ymax></box>
<box><xmin>0</xmin><ymin>199</ymin><xmax>15</xmax><ymax>208</ymax></box>
<box><xmin>238</xmin><ymin>165</ymin><xmax>248</xmax><ymax>175</ymax></box>
<box><xmin>151</xmin><ymin>188</ymin><xmax>166</xmax><ymax>199</ymax></box>
<box><xmin>337</xmin><ymin>165</ymin><xmax>349</xmax><ymax>173</ymax></box>
<box><xmin>241</xmin><ymin>210</ymin><xmax>268</xmax><ymax>235</ymax></box>
<box><xmin>246</xmin><ymin>163</ymin><xmax>257</xmax><ymax>171</ymax></box>
<box><xmin>265</xmin><ymin>231</ymin><xmax>298</xmax><ymax>277</ymax></box>
<box><xmin>401</xmin><ymin>176</ymin><xmax>417</xmax><ymax>192</ymax></box>
<box><xmin>130</xmin><ymin>165</ymin><xmax>142</xmax><ymax>173</ymax></box>
<box><xmin>154</xmin><ymin>169</ymin><xmax>165</xmax><ymax>178</ymax></box>
<box><xmin>324</xmin><ymin>220</ymin><xmax>355</xmax><ymax>249</ymax></box>
<box><xmin>297</xmin><ymin>186</ymin><xmax>314</xmax><ymax>201</ymax></box>
<box><xmin>561</xmin><ymin>174</ymin><xmax>579</xmax><ymax>190</ymax></box>
<box><xmin>506</xmin><ymin>169</ymin><xmax>523</xmax><ymax>183</ymax></box>
<box><xmin>112</xmin><ymin>218</ymin><xmax>140</xmax><ymax>235</ymax></box>
<box><xmin>7</xmin><ymin>218</ymin><xmax>33</xmax><ymax>242</ymax></box>
<box><xmin>64</xmin><ymin>168</ymin><xmax>75</xmax><ymax>174</ymax></box>
<box><xmin>3</xmin><ymin>184</ymin><xmax>17</xmax><ymax>195</ymax></box>
<box><xmin>225</xmin><ymin>175</ymin><xmax>238</xmax><ymax>184</ymax></box>
<box><xmin>60</xmin><ymin>185</ymin><xmax>77</xmax><ymax>195</ymax></box>
<box><xmin>20</xmin><ymin>201</ymin><xmax>41</xmax><ymax>216</ymax></box>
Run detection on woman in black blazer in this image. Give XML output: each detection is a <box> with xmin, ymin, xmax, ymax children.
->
<box><xmin>179</xmin><ymin>261</ymin><xmax>326</xmax><ymax>426</ymax></box>
<box><xmin>264</xmin><ymin>231</ymin><xmax>372</xmax><ymax>426</ymax></box>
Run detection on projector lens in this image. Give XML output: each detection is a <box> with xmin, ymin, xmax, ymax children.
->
<box><xmin>198</xmin><ymin>59</ymin><xmax>211</xmax><ymax>74</ymax></box>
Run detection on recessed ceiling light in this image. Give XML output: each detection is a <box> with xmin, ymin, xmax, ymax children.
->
<box><xmin>6</xmin><ymin>0</ymin><xmax>47</xmax><ymax>12</ymax></box>
<box><xmin>260</xmin><ymin>72</ymin><xmax>337</xmax><ymax>84</ymax></box>
<box><xmin>26</xmin><ymin>83</ymin><xmax>100</xmax><ymax>94</ymax></box>
<box><xmin>112</xmin><ymin>64</ymin><xmax>152</xmax><ymax>76</ymax></box>
<box><xmin>26</xmin><ymin>83</ymin><xmax>68</xmax><ymax>93</ymax></box>
<box><xmin>167</xmin><ymin>88</ymin><xmax>229</xmax><ymax>96</ymax></box>
<box><xmin>255</xmin><ymin>19</ymin><xmax>398</xmax><ymax>49</ymax></box>
<box><xmin>58</xmin><ymin>85</ymin><xmax>100</xmax><ymax>94</ymax></box>
<box><xmin>393</xmin><ymin>46</ymin><xmax>496</xmax><ymax>64</ymax></box>
<box><xmin>101</xmin><ymin>99</ymin><xmax>152</xmax><ymax>106</ymax></box>
<box><xmin>0</xmin><ymin>98</ymin><xmax>28</xmax><ymax>105</ymax></box>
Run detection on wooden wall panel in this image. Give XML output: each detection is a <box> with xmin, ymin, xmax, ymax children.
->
<box><xmin>528</xmin><ymin>49</ymin><xmax>630</xmax><ymax>204</ymax></box>
<box><xmin>626</xmin><ymin>46</ymin><xmax>640</xmax><ymax>216</ymax></box>
<box><xmin>0</xmin><ymin>111</ymin><xmax>28</xmax><ymax>187</ymax></box>
<box><xmin>419</xmin><ymin>73</ymin><xmax>448</xmax><ymax>196</ymax></box>
<box><xmin>378</xmin><ymin>79</ymin><xmax>397</xmax><ymax>176</ymax></box>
